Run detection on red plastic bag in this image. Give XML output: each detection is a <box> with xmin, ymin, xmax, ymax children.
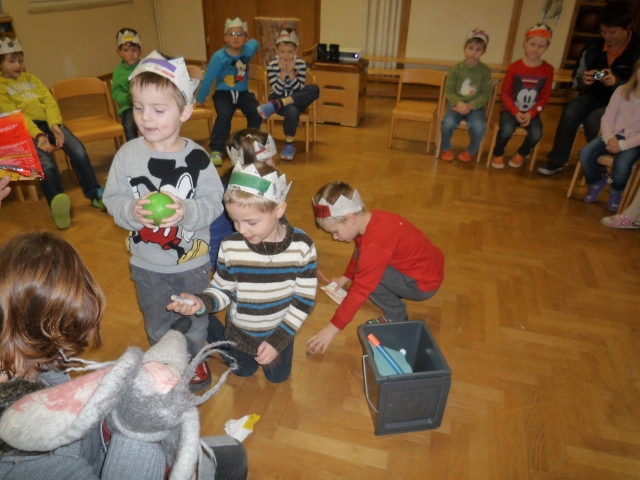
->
<box><xmin>0</xmin><ymin>110</ymin><xmax>43</xmax><ymax>180</ymax></box>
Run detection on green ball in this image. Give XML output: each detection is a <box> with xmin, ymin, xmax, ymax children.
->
<box><xmin>145</xmin><ymin>192</ymin><xmax>175</xmax><ymax>226</ymax></box>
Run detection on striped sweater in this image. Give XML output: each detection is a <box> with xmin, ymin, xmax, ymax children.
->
<box><xmin>200</xmin><ymin>222</ymin><xmax>317</xmax><ymax>354</ymax></box>
<box><xmin>266</xmin><ymin>56</ymin><xmax>307</xmax><ymax>97</ymax></box>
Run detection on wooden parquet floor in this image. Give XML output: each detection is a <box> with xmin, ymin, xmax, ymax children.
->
<box><xmin>1</xmin><ymin>95</ymin><xmax>639</xmax><ymax>479</ymax></box>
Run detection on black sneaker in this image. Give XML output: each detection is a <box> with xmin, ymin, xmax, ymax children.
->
<box><xmin>537</xmin><ymin>162</ymin><xmax>564</xmax><ymax>176</ymax></box>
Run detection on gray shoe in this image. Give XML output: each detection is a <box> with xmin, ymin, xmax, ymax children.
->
<box><xmin>537</xmin><ymin>162</ymin><xmax>564</xmax><ymax>176</ymax></box>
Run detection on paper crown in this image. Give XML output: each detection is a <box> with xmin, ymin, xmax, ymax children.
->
<box><xmin>0</xmin><ymin>38</ymin><xmax>22</xmax><ymax>55</ymax></box>
<box><xmin>276</xmin><ymin>30</ymin><xmax>299</xmax><ymax>47</ymax></box>
<box><xmin>313</xmin><ymin>190</ymin><xmax>364</xmax><ymax>219</ymax></box>
<box><xmin>117</xmin><ymin>29</ymin><xmax>141</xmax><ymax>47</ymax></box>
<box><xmin>225</xmin><ymin>18</ymin><xmax>248</xmax><ymax>34</ymax></box>
<box><xmin>466</xmin><ymin>29</ymin><xmax>489</xmax><ymax>46</ymax></box>
<box><xmin>526</xmin><ymin>24</ymin><xmax>553</xmax><ymax>43</ymax></box>
<box><xmin>228</xmin><ymin>163</ymin><xmax>291</xmax><ymax>204</ymax></box>
<box><xmin>227</xmin><ymin>134</ymin><xmax>277</xmax><ymax>166</ymax></box>
<box><xmin>129</xmin><ymin>51</ymin><xmax>199</xmax><ymax>104</ymax></box>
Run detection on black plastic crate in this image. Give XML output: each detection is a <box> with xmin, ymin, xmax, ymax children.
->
<box><xmin>357</xmin><ymin>320</ymin><xmax>451</xmax><ymax>435</ymax></box>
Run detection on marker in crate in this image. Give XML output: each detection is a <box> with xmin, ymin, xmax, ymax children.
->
<box><xmin>367</xmin><ymin>333</ymin><xmax>404</xmax><ymax>375</ymax></box>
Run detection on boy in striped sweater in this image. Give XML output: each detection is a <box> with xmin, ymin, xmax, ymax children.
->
<box><xmin>257</xmin><ymin>29</ymin><xmax>320</xmax><ymax>161</ymax></box>
<box><xmin>167</xmin><ymin>163</ymin><xmax>317</xmax><ymax>383</ymax></box>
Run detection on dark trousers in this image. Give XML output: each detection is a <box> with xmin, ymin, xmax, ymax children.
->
<box><xmin>270</xmin><ymin>84</ymin><xmax>320</xmax><ymax>137</ymax></box>
<box><xmin>210</xmin><ymin>90</ymin><xmax>262</xmax><ymax>152</ymax></box>
<box><xmin>492</xmin><ymin>110</ymin><xmax>543</xmax><ymax>158</ymax></box>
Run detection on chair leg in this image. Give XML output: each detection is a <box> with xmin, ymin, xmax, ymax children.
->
<box><xmin>528</xmin><ymin>144</ymin><xmax>540</xmax><ymax>172</ymax></box>
<box><xmin>388</xmin><ymin>118</ymin><xmax>396</xmax><ymax>148</ymax></box>
<box><xmin>566</xmin><ymin>162</ymin><xmax>583</xmax><ymax>198</ymax></box>
<box><xmin>618</xmin><ymin>164</ymin><xmax>640</xmax><ymax>213</ymax></box>
<box><xmin>13</xmin><ymin>184</ymin><xmax>25</xmax><ymax>202</ymax></box>
<box><xmin>485</xmin><ymin>127</ymin><xmax>498</xmax><ymax>167</ymax></box>
<box><xmin>426</xmin><ymin>121</ymin><xmax>433</xmax><ymax>154</ymax></box>
<box><xmin>305</xmin><ymin>118</ymin><xmax>310</xmax><ymax>152</ymax></box>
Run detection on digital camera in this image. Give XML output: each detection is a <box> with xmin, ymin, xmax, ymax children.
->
<box><xmin>593</xmin><ymin>70</ymin><xmax>607</xmax><ymax>81</ymax></box>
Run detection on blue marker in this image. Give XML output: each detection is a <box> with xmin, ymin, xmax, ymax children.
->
<box><xmin>367</xmin><ymin>333</ymin><xmax>403</xmax><ymax>375</ymax></box>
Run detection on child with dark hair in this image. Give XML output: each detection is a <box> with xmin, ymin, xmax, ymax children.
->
<box><xmin>112</xmin><ymin>28</ymin><xmax>142</xmax><ymax>141</ymax></box>
<box><xmin>257</xmin><ymin>29</ymin><xmax>320</xmax><ymax>161</ymax></box>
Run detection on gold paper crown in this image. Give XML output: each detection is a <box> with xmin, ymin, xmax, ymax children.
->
<box><xmin>313</xmin><ymin>190</ymin><xmax>364</xmax><ymax>219</ymax></box>
<box><xmin>225</xmin><ymin>18</ymin><xmax>248</xmax><ymax>34</ymax></box>
<box><xmin>129</xmin><ymin>51</ymin><xmax>199</xmax><ymax>105</ymax></box>
<box><xmin>117</xmin><ymin>29</ymin><xmax>142</xmax><ymax>47</ymax></box>
<box><xmin>226</xmin><ymin>134</ymin><xmax>277</xmax><ymax>166</ymax></box>
<box><xmin>228</xmin><ymin>163</ymin><xmax>291</xmax><ymax>204</ymax></box>
<box><xmin>275</xmin><ymin>30</ymin><xmax>299</xmax><ymax>47</ymax></box>
<box><xmin>0</xmin><ymin>38</ymin><xmax>22</xmax><ymax>55</ymax></box>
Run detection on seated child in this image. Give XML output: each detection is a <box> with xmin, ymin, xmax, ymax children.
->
<box><xmin>440</xmin><ymin>29</ymin><xmax>492</xmax><ymax>163</ymax></box>
<box><xmin>257</xmin><ymin>29</ymin><xmax>320</xmax><ymax>161</ymax></box>
<box><xmin>306</xmin><ymin>182</ymin><xmax>444</xmax><ymax>355</ymax></box>
<box><xmin>168</xmin><ymin>163</ymin><xmax>317</xmax><ymax>383</ymax></box>
<box><xmin>209</xmin><ymin>128</ymin><xmax>278</xmax><ymax>270</ymax></box>
<box><xmin>490</xmin><ymin>24</ymin><xmax>554</xmax><ymax>169</ymax></box>
<box><xmin>112</xmin><ymin>28</ymin><xmax>142</xmax><ymax>141</ymax></box>
<box><xmin>196</xmin><ymin>17</ymin><xmax>263</xmax><ymax>166</ymax></box>
<box><xmin>0</xmin><ymin>38</ymin><xmax>106</xmax><ymax>229</ymax></box>
<box><xmin>579</xmin><ymin>59</ymin><xmax>640</xmax><ymax>212</ymax></box>
<box><xmin>103</xmin><ymin>51</ymin><xmax>224</xmax><ymax>392</ymax></box>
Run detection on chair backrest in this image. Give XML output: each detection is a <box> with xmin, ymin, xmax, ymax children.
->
<box><xmin>253</xmin><ymin>17</ymin><xmax>301</xmax><ymax>67</ymax></box>
<box><xmin>51</xmin><ymin>77</ymin><xmax>116</xmax><ymax>119</ymax></box>
<box><xmin>249</xmin><ymin>64</ymin><xmax>268</xmax><ymax>104</ymax></box>
<box><xmin>396</xmin><ymin>68</ymin><xmax>445</xmax><ymax>103</ymax></box>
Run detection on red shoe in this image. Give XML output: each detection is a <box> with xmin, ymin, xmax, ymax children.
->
<box><xmin>491</xmin><ymin>156</ymin><xmax>504</xmax><ymax>169</ymax></box>
<box><xmin>190</xmin><ymin>361</ymin><xmax>212</xmax><ymax>392</ymax></box>
<box><xmin>440</xmin><ymin>150</ymin><xmax>454</xmax><ymax>161</ymax></box>
<box><xmin>508</xmin><ymin>154</ymin><xmax>525</xmax><ymax>168</ymax></box>
<box><xmin>458</xmin><ymin>151</ymin><xmax>473</xmax><ymax>163</ymax></box>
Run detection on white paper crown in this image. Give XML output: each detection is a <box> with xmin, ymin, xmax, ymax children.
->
<box><xmin>228</xmin><ymin>163</ymin><xmax>291</xmax><ymax>204</ymax></box>
<box><xmin>117</xmin><ymin>29</ymin><xmax>142</xmax><ymax>47</ymax></box>
<box><xmin>225</xmin><ymin>18</ymin><xmax>248</xmax><ymax>34</ymax></box>
<box><xmin>226</xmin><ymin>134</ymin><xmax>277</xmax><ymax>166</ymax></box>
<box><xmin>276</xmin><ymin>30</ymin><xmax>299</xmax><ymax>47</ymax></box>
<box><xmin>313</xmin><ymin>190</ymin><xmax>364</xmax><ymax>218</ymax></box>
<box><xmin>129</xmin><ymin>51</ymin><xmax>199</xmax><ymax>105</ymax></box>
<box><xmin>0</xmin><ymin>38</ymin><xmax>22</xmax><ymax>55</ymax></box>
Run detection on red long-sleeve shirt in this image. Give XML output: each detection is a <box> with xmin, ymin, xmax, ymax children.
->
<box><xmin>500</xmin><ymin>59</ymin><xmax>554</xmax><ymax>118</ymax></box>
<box><xmin>330</xmin><ymin>210</ymin><xmax>444</xmax><ymax>330</ymax></box>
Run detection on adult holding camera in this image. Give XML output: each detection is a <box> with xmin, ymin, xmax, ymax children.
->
<box><xmin>538</xmin><ymin>0</ymin><xmax>640</xmax><ymax>176</ymax></box>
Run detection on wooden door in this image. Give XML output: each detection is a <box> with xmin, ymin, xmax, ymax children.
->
<box><xmin>201</xmin><ymin>0</ymin><xmax>319</xmax><ymax>61</ymax></box>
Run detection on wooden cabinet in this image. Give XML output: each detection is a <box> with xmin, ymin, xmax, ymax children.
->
<box><xmin>561</xmin><ymin>1</ymin><xmax>640</xmax><ymax>70</ymax></box>
<box><xmin>310</xmin><ymin>59</ymin><xmax>368</xmax><ymax>127</ymax></box>
<box><xmin>0</xmin><ymin>14</ymin><xmax>16</xmax><ymax>39</ymax></box>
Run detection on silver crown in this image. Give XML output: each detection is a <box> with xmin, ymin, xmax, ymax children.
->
<box><xmin>275</xmin><ymin>30</ymin><xmax>299</xmax><ymax>47</ymax></box>
<box><xmin>313</xmin><ymin>190</ymin><xmax>364</xmax><ymax>218</ymax></box>
<box><xmin>0</xmin><ymin>38</ymin><xmax>22</xmax><ymax>55</ymax></box>
<box><xmin>228</xmin><ymin>163</ymin><xmax>291</xmax><ymax>204</ymax></box>
<box><xmin>129</xmin><ymin>51</ymin><xmax>199</xmax><ymax>105</ymax></box>
<box><xmin>225</xmin><ymin>17</ymin><xmax>248</xmax><ymax>34</ymax></box>
<box><xmin>226</xmin><ymin>134</ymin><xmax>277</xmax><ymax>166</ymax></box>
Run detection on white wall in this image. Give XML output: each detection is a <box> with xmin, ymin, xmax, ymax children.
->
<box><xmin>154</xmin><ymin>0</ymin><xmax>206</xmax><ymax>61</ymax></box>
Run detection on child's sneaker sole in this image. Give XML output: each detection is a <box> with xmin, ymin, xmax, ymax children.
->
<box><xmin>51</xmin><ymin>193</ymin><xmax>71</xmax><ymax>230</ymax></box>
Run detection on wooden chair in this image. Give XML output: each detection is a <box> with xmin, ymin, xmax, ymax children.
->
<box><xmin>566</xmin><ymin>154</ymin><xmax>640</xmax><ymax>214</ymax></box>
<box><xmin>483</xmin><ymin>72</ymin><xmax>574</xmax><ymax>170</ymax></box>
<box><xmin>435</xmin><ymin>74</ymin><xmax>503</xmax><ymax>160</ymax></box>
<box><xmin>388</xmin><ymin>69</ymin><xmax>446</xmax><ymax>154</ymax></box>
<box><xmin>187</xmin><ymin>65</ymin><xmax>215</xmax><ymax>134</ymax></box>
<box><xmin>51</xmin><ymin>77</ymin><xmax>125</xmax><ymax>173</ymax></box>
<box><xmin>266</xmin><ymin>75</ymin><xmax>317</xmax><ymax>152</ymax></box>
<box><xmin>3</xmin><ymin>172</ymin><xmax>39</xmax><ymax>202</ymax></box>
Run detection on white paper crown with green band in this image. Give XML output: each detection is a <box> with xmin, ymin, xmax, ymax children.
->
<box><xmin>129</xmin><ymin>51</ymin><xmax>199</xmax><ymax>105</ymax></box>
<box><xmin>228</xmin><ymin>163</ymin><xmax>291</xmax><ymax>204</ymax></box>
<box><xmin>0</xmin><ymin>38</ymin><xmax>22</xmax><ymax>55</ymax></box>
<box><xmin>225</xmin><ymin>17</ymin><xmax>248</xmax><ymax>34</ymax></box>
<box><xmin>313</xmin><ymin>190</ymin><xmax>364</xmax><ymax>218</ymax></box>
<box><xmin>226</xmin><ymin>134</ymin><xmax>277</xmax><ymax>166</ymax></box>
<box><xmin>118</xmin><ymin>29</ymin><xmax>142</xmax><ymax>47</ymax></box>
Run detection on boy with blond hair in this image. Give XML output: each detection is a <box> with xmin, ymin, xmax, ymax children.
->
<box><xmin>196</xmin><ymin>17</ymin><xmax>263</xmax><ymax>166</ymax></box>
<box><xmin>168</xmin><ymin>163</ymin><xmax>317</xmax><ymax>383</ymax></box>
<box><xmin>103</xmin><ymin>51</ymin><xmax>224</xmax><ymax>391</ymax></box>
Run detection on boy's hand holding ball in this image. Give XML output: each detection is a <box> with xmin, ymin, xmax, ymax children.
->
<box><xmin>134</xmin><ymin>191</ymin><xmax>184</xmax><ymax>228</ymax></box>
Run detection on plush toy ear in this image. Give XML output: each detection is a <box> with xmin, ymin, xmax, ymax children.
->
<box><xmin>0</xmin><ymin>347</ymin><xmax>143</xmax><ymax>452</ymax></box>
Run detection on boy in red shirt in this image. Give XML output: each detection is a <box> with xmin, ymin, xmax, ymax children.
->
<box><xmin>307</xmin><ymin>182</ymin><xmax>444</xmax><ymax>355</ymax></box>
<box><xmin>490</xmin><ymin>24</ymin><xmax>554</xmax><ymax>169</ymax></box>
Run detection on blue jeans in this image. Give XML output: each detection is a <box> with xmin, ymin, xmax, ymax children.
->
<box><xmin>207</xmin><ymin>315</ymin><xmax>294</xmax><ymax>383</ymax></box>
<box><xmin>579</xmin><ymin>135</ymin><xmax>640</xmax><ymax>194</ymax></box>
<box><xmin>34</xmin><ymin>120</ymin><xmax>101</xmax><ymax>205</ymax></box>
<box><xmin>210</xmin><ymin>90</ymin><xmax>262</xmax><ymax>152</ymax></box>
<box><xmin>269</xmin><ymin>85</ymin><xmax>320</xmax><ymax>137</ymax></box>
<box><xmin>120</xmin><ymin>108</ymin><xmax>139</xmax><ymax>142</ymax></box>
<box><xmin>492</xmin><ymin>110</ymin><xmax>543</xmax><ymax>157</ymax></box>
<box><xmin>440</xmin><ymin>106</ymin><xmax>487</xmax><ymax>155</ymax></box>
<box><xmin>546</xmin><ymin>94</ymin><xmax>608</xmax><ymax>168</ymax></box>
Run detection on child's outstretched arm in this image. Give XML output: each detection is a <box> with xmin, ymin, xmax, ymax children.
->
<box><xmin>306</xmin><ymin>323</ymin><xmax>340</xmax><ymax>355</ymax></box>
